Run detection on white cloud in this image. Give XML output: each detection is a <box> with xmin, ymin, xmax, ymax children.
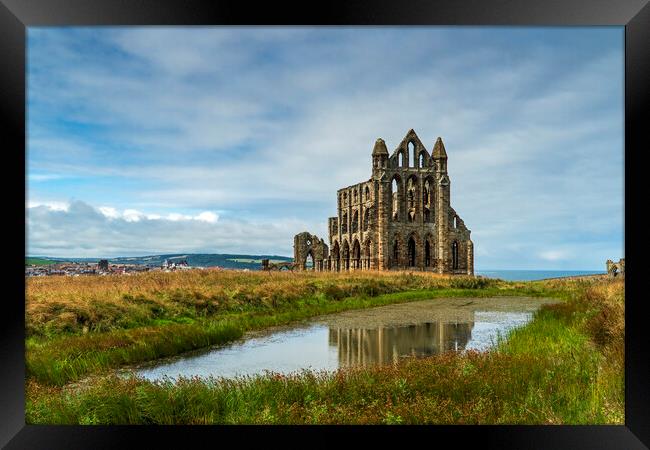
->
<box><xmin>122</xmin><ymin>209</ymin><xmax>144</xmax><ymax>222</ymax></box>
<box><xmin>48</xmin><ymin>203</ymin><xmax>222</xmax><ymax>226</ymax></box>
<box><xmin>98</xmin><ymin>206</ymin><xmax>119</xmax><ymax>219</ymax></box>
<box><xmin>539</xmin><ymin>250</ymin><xmax>569</xmax><ymax>262</ymax></box>
<box><xmin>27</xmin><ymin>201</ymin><xmax>70</xmax><ymax>212</ymax></box>
<box><xmin>26</xmin><ymin>200</ymin><xmax>304</xmax><ymax>257</ymax></box>
<box><xmin>166</xmin><ymin>213</ymin><xmax>192</xmax><ymax>222</ymax></box>
<box><xmin>194</xmin><ymin>211</ymin><xmax>219</xmax><ymax>224</ymax></box>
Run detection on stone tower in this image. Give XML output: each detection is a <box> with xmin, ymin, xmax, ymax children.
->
<box><xmin>294</xmin><ymin>129</ymin><xmax>474</xmax><ymax>275</ymax></box>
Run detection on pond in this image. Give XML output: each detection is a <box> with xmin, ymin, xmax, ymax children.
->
<box><xmin>135</xmin><ymin>296</ymin><xmax>557</xmax><ymax>381</ymax></box>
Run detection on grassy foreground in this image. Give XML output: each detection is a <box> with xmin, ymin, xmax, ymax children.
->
<box><xmin>25</xmin><ymin>271</ymin><xmax>624</xmax><ymax>424</ymax></box>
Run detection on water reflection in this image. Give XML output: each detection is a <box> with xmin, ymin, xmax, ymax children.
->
<box><xmin>330</xmin><ymin>320</ymin><xmax>474</xmax><ymax>368</ymax></box>
<box><xmin>134</xmin><ymin>300</ymin><xmax>545</xmax><ymax>381</ymax></box>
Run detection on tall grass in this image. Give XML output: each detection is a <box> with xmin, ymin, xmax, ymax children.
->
<box><xmin>27</xmin><ymin>285</ymin><xmax>525</xmax><ymax>386</ymax></box>
<box><xmin>25</xmin><ymin>275</ymin><xmax>624</xmax><ymax>424</ymax></box>
<box><xmin>26</xmin><ymin>271</ymin><xmax>503</xmax><ymax>338</ymax></box>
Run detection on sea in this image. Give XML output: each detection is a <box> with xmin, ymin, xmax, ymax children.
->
<box><xmin>475</xmin><ymin>270</ymin><xmax>605</xmax><ymax>281</ymax></box>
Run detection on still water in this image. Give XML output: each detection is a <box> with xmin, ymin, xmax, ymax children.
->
<box><xmin>135</xmin><ymin>297</ymin><xmax>556</xmax><ymax>381</ymax></box>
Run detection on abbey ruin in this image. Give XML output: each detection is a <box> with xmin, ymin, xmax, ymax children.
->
<box><xmin>293</xmin><ymin>129</ymin><xmax>474</xmax><ymax>275</ymax></box>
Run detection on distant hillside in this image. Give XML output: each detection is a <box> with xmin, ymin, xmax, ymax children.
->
<box><xmin>25</xmin><ymin>254</ymin><xmax>293</xmax><ymax>270</ymax></box>
<box><xmin>25</xmin><ymin>257</ymin><xmax>57</xmax><ymax>266</ymax></box>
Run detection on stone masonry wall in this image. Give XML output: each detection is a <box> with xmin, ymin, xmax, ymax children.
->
<box><xmin>294</xmin><ymin>129</ymin><xmax>473</xmax><ymax>275</ymax></box>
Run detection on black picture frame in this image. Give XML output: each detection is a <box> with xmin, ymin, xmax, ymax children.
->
<box><xmin>2</xmin><ymin>0</ymin><xmax>647</xmax><ymax>448</ymax></box>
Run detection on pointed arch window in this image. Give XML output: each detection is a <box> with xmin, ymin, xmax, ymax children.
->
<box><xmin>407</xmin><ymin>176</ymin><xmax>417</xmax><ymax>222</ymax></box>
<box><xmin>391</xmin><ymin>178</ymin><xmax>400</xmax><ymax>221</ymax></box>
<box><xmin>423</xmin><ymin>180</ymin><xmax>431</xmax><ymax>208</ymax></box>
<box><xmin>393</xmin><ymin>240</ymin><xmax>399</xmax><ymax>265</ymax></box>
<box><xmin>408</xmin><ymin>236</ymin><xmax>416</xmax><ymax>267</ymax></box>
<box><xmin>332</xmin><ymin>242</ymin><xmax>341</xmax><ymax>272</ymax></box>
<box><xmin>407</xmin><ymin>177</ymin><xmax>416</xmax><ymax>209</ymax></box>
<box><xmin>452</xmin><ymin>241</ymin><xmax>459</xmax><ymax>270</ymax></box>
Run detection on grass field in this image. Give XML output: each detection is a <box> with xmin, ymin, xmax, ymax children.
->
<box><xmin>25</xmin><ymin>270</ymin><xmax>623</xmax><ymax>424</ymax></box>
<box><xmin>25</xmin><ymin>257</ymin><xmax>56</xmax><ymax>266</ymax></box>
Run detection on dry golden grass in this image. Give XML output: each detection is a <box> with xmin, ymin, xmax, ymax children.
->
<box><xmin>26</xmin><ymin>270</ymin><xmax>494</xmax><ymax>337</ymax></box>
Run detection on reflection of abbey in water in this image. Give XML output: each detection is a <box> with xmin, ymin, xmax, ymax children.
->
<box><xmin>329</xmin><ymin>319</ymin><xmax>475</xmax><ymax>368</ymax></box>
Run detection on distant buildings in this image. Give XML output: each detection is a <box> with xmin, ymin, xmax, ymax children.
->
<box><xmin>161</xmin><ymin>259</ymin><xmax>192</xmax><ymax>271</ymax></box>
<box><xmin>25</xmin><ymin>261</ymin><xmax>151</xmax><ymax>277</ymax></box>
<box><xmin>25</xmin><ymin>262</ymin><xmax>97</xmax><ymax>277</ymax></box>
<box><xmin>25</xmin><ymin>258</ymin><xmax>237</xmax><ymax>277</ymax></box>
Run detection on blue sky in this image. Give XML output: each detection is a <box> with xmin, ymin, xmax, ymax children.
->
<box><xmin>26</xmin><ymin>27</ymin><xmax>624</xmax><ymax>269</ymax></box>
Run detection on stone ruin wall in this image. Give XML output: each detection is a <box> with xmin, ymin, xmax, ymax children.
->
<box><xmin>293</xmin><ymin>129</ymin><xmax>474</xmax><ymax>275</ymax></box>
<box><xmin>606</xmin><ymin>258</ymin><xmax>625</xmax><ymax>278</ymax></box>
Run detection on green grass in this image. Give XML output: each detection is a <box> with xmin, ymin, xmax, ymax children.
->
<box><xmin>26</xmin><ymin>257</ymin><xmax>56</xmax><ymax>266</ymax></box>
<box><xmin>26</xmin><ymin>279</ymin><xmax>624</xmax><ymax>424</ymax></box>
<box><xmin>25</xmin><ymin>274</ymin><xmax>623</xmax><ymax>425</ymax></box>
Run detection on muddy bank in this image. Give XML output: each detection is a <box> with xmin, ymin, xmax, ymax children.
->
<box><xmin>313</xmin><ymin>296</ymin><xmax>558</xmax><ymax>329</ymax></box>
<box><xmin>235</xmin><ymin>296</ymin><xmax>558</xmax><ymax>341</ymax></box>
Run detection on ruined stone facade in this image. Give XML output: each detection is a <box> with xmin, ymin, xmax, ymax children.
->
<box><xmin>293</xmin><ymin>232</ymin><xmax>329</xmax><ymax>271</ymax></box>
<box><xmin>606</xmin><ymin>258</ymin><xmax>625</xmax><ymax>278</ymax></box>
<box><xmin>293</xmin><ymin>129</ymin><xmax>474</xmax><ymax>275</ymax></box>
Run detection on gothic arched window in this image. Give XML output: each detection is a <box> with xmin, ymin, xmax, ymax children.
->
<box><xmin>393</xmin><ymin>239</ymin><xmax>399</xmax><ymax>265</ymax></box>
<box><xmin>452</xmin><ymin>241</ymin><xmax>459</xmax><ymax>270</ymax></box>
<box><xmin>408</xmin><ymin>236</ymin><xmax>416</xmax><ymax>267</ymax></box>
<box><xmin>391</xmin><ymin>177</ymin><xmax>400</xmax><ymax>221</ymax></box>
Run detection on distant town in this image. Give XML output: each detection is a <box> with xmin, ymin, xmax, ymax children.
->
<box><xmin>25</xmin><ymin>258</ymin><xmax>211</xmax><ymax>277</ymax></box>
<box><xmin>25</xmin><ymin>253</ymin><xmax>295</xmax><ymax>277</ymax></box>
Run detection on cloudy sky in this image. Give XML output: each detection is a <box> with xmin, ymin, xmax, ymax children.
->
<box><xmin>26</xmin><ymin>27</ymin><xmax>624</xmax><ymax>269</ymax></box>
